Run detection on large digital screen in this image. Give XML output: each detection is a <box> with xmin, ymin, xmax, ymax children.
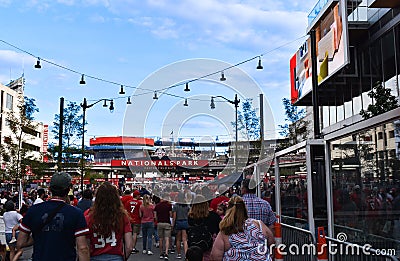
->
<box><xmin>290</xmin><ymin>0</ymin><xmax>349</xmax><ymax>104</ymax></box>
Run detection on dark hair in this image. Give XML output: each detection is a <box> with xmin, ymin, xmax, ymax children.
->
<box><xmin>5</xmin><ymin>200</ymin><xmax>15</xmax><ymax>211</ymax></box>
<box><xmin>37</xmin><ymin>188</ymin><xmax>45</xmax><ymax>197</ymax></box>
<box><xmin>82</xmin><ymin>189</ymin><xmax>93</xmax><ymax>200</ymax></box>
<box><xmin>186</xmin><ymin>246</ymin><xmax>203</xmax><ymax>261</ymax></box>
<box><xmin>50</xmin><ymin>187</ymin><xmax>70</xmax><ymax>197</ymax></box>
<box><xmin>19</xmin><ymin>204</ymin><xmax>29</xmax><ymax>215</ymax></box>
<box><xmin>91</xmin><ymin>182</ymin><xmax>128</xmax><ymax>238</ymax></box>
<box><xmin>242</xmin><ymin>178</ymin><xmax>257</xmax><ymax>194</ymax></box>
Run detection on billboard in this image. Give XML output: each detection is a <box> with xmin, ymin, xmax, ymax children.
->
<box><xmin>290</xmin><ymin>0</ymin><xmax>349</xmax><ymax>103</ymax></box>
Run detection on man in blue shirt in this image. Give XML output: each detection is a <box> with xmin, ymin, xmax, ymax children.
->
<box><xmin>17</xmin><ymin>172</ymin><xmax>90</xmax><ymax>261</ymax></box>
<box><xmin>241</xmin><ymin>178</ymin><xmax>277</xmax><ymax>229</ymax></box>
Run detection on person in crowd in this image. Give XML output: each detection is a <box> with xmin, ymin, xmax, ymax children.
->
<box><xmin>68</xmin><ymin>194</ymin><xmax>78</xmax><ymax>206</ymax></box>
<box><xmin>211</xmin><ymin>196</ymin><xmax>275</xmax><ymax>261</ymax></box>
<box><xmin>172</xmin><ymin>192</ymin><xmax>190</xmax><ymax>259</ymax></box>
<box><xmin>77</xmin><ymin>189</ymin><xmax>93</xmax><ymax>212</ymax></box>
<box><xmin>241</xmin><ymin>178</ymin><xmax>277</xmax><ymax>230</ymax></box>
<box><xmin>188</xmin><ymin>195</ymin><xmax>221</xmax><ymax>261</ymax></box>
<box><xmin>85</xmin><ymin>182</ymin><xmax>133</xmax><ymax>261</ymax></box>
<box><xmin>210</xmin><ymin>185</ymin><xmax>230</xmax><ymax>213</ymax></box>
<box><xmin>121</xmin><ymin>189</ymin><xmax>142</xmax><ymax>253</ymax></box>
<box><xmin>216</xmin><ymin>201</ymin><xmax>227</xmax><ymax>219</ymax></box>
<box><xmin>185</xmin><ymin>246</ymin><xmax>203</xmax><ymax>261</ymax></box>
<box><xmin>139</xmin><ymin>194</ymin><xmax>155</xmax><ymax>255</ymax></box>
<box><xmin>16</xmin><ymin>172</ymin><xmax>90</xmax><ymax>261</ymax></box>
<box><xmin>33</xmin><ymin>188</ymin><xmax>46</xmax><ymax>205</ymax></box>
<box><xmin>3</xmin><ymin>200</ymin><xmax>23</xmax><ymax>261</ymax></box>
<box><xmin>152</xmin><ymin>195</ymin><xmax>160</xmax><ymax>248</ymax></box>
<box><xmin>154</xmin><ymin>193</ymin><xmax>173</xmax><ymax>260</ymax></box>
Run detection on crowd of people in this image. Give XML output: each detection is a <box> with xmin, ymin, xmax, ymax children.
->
<box><xmin>0</xmin><ymin>173</ymin><xmax>277</xmax><ymax>261</ymax></box>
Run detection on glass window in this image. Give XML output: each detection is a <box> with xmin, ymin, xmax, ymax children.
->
<box><xmin>277</xmin><ymin>151</ymin><xmax>308</xmax><ymax>228</ymax></box>
<box><xmin>337</xmin><ymin>104</ymin><xmax>344</xmax><ymax>122</ymax></box>
<box><xmin>322</xmin><ymin>106</ymin><xmax>330</xmax><ymax>129</ymax></box>
<box><xmin>6</xmin><ymin>94</ymin><xmax>13</xmax><ymax>110</ymax></box>
<box><xmin>331</xmin><ymin>121</ymin><xmax>400</xmax><ymax>251</ymax></box>
<box><xmin>370</xmin><ymin>39</ymin><xmax>383</xmax><ymax>87</ymax></box>
<box><xmin>353</xmin><ymin>95</ymin><xmax>362</xmax><ymax>116</ymax></box>
<box><xmin>330</xmin><ymin>106</ymin><xmax>337</xmax><ymax>125</ymax></box>
<box><xmin>344</xmin><ymin>100</ymin><xmax>352</xmax><ymax>119</ymax></box>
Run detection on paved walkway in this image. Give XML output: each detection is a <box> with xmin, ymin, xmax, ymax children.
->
<box><xmin>128</xmin><ymin>238</ymin><xmax>183</xmax><ymax>261</ymax></box>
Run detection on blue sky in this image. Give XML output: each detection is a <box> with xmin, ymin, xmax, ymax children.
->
<box><xmin>0</xmin><ymin>0</ymin><xmax>315</xmax><ymax>145</ymax></box>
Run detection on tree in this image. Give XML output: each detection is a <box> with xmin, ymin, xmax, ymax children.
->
<box><xmin>278</xmin><ymin>98</ymin><xmax>310</xmax><ymax>148</ymax></box>
<box><xmin>360</xmin><ymin>81</ymin><xmax>399</xmax><ymax>119</ymax></box>
<box><xmin>0</xmin><ymin>96</ymin><xmax>40</xmax><ymax>181</ymax></box>
<box><xmin>232</xmin><ymin>99</ymin><xmax>260</xmax><ymax>141</ymax></box>
<box><xmin>52</xmin><ymin>101</ymin><xmax>85</xmax><ymax>155</ymax></box>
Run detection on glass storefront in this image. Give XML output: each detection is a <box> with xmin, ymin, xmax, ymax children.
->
<box><xmin>330</xmin><ymin>120</ymin><xmax>400</xmax><ymax>250</ymax></box>
<box><xmin>322</xmin><ymin>25</ymin><xmax>400</xmax><ymax>127</ymax></box>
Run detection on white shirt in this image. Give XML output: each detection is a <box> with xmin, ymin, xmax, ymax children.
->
<box><xmin>33</xmin><ymin>198</ymin><xmax>44</xmax><ymax>205</ymax></box>
<box><xmin>3</xmin><ymin>211</ymin><xmax>23</xmax><ymax>233</ymax></box>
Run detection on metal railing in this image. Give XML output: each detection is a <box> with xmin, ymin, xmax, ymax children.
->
<box><xmin>334</xmin><ymin>224</ymin><xmax>400</xmax><ymax>257</ymax></box>
<box><xmin>281</xmin><ymin>223</ymin><xmax>317</xmax><ymax>261</ymax></box>
<box><xmin>325</xmin><ymin>236</ymin><xmax>399</xmax><ymax>261</ymax></box>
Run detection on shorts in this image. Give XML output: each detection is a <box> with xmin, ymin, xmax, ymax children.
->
<box><xmin>91</xmin><ymin>254</ymin><xmax>123</xmax><ymax>261</ymax></box>
<box><xmin>175</xmin><ymin>220</ymin><xmax>189</xmax><ymax>231</ymax></box>
<box><xmin>157</xmin><ymin>222</ymin><xmax>172</xmax><ymax>238</ymax></box>
<box><xmin>6</xmin><ymin>232</ymin><xmax>19</xmax><ymax>247</ymax></box>
<box><xmin>132</xmin><ymin>223</ymin><xmax>141</xmax><ymax>234</ymax></box>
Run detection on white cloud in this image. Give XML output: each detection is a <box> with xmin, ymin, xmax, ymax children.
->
<box><xmin>0</xmin><ymin>0</ymin><xmax>11</xmax><ymax>7</ymax></box>
<box><xmin>0</xmin><ymin>50</ymin><xmax>35</xmax><ymax>65</ymax></box>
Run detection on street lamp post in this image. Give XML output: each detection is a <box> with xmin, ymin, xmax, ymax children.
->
<box><xmin>80</xmin><ymin>98</ymin><xmax>114</xmax><ymax>191</ymax></box>
<box><xmin>210</xmin><ymin>94</ymin><xmax>240</xmax><ymax>175</ymax></box>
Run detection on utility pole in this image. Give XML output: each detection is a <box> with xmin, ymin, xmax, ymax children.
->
<box><xmin>57</xmin><ymin>97</ymin><xmax>64</xmax><ymax>172</ymax></box>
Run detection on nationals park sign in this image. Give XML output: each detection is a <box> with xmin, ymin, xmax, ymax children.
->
<box><xmin>111</xmin><ymin>159</ymin><xmax>209</xmax><ymax>168</ymax></box>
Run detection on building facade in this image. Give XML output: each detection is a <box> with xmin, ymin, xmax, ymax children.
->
<box><xmin>0</xmin><ymin>76</ymin><xmax>45</xmax><ymax>179</ymax></box>
<box><xmin>255</xmin><ymin>0</ymin><xmax>400</xmax><ymax>257</ymax></box>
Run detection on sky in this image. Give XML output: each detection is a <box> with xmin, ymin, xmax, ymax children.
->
<box><xmin>0</xmin><ymin>0</ymin><xmax>316</xmax><ymax>146</ymax></box>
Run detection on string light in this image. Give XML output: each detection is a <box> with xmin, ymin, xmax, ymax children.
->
<box><xmin>119</xmin><ymin>85</ymin><xmax>125</xmax><ymax>95</ymax></box>
<box><xmin>256</xmin><ymin>56</ymin><xmax>263</xmax><ymax>70</ymax></box>
<box><xmin>34</xmin><ymin>58</ymin><xmax>41</xmax><ymax>69</ymax></box>
<box><xmin>153</xmin><ymin>91</ymin><xmax>158</xmax><ymax>99</ymax></box>
<box><xmin>220</xmin><ymin>71</ymin><xmax>226</xmax><ymax>81</ymax></box>
<box><xmin>109</xmin><ymin>100</ymin><xmax>114</xmax><ymax>112</ymax></box>
<box><xmin>103</xmin><ymin>100</ymin><xmax>108</xmax><ymax>107</ymax></box>
<box><xmin>127</xmin><ymin>96</ymin><xmax>132</xmax><ymax>104</ymax></box>
<box><xmin>184</xmin><ymin>83</ymin><xmax>190</xmax><ymax>92</ymax></box>
<box><xmin>183</xmin><ymin>99</ymin><xmax>188</xmax><ymax>106</ymax></box>
<box><xmin>0</xmin><ymin>36</ymin><xmax>307</xmax><ymax>101</ymax></box>
<box><xmin>80</xmin><ymin>74</ymin><xmax>86</xmax><ymax>85</ymax></box>
<box><xmin>210</xmin><ymin>97</ymin><xmax>215</xmax><ymax>109</ymax></box>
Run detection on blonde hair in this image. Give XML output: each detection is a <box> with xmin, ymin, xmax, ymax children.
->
<box><xmin>219</xmin><ymin>196</ymin><xmax>248</xmax><ymax>235</ymax></box>
<box><xmin>143</xmin><ymin>194</ymin><xmax>152</xmax><ymax>207</ymax></box>
<box><xmin>188</xmin><ymin>195</ymin><xmax>209</xmax><ymax>219</ymax></box>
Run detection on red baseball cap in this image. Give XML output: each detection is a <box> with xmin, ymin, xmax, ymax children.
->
<box><xmin>133</xmin><ymin>190</ymin><xmax>141</xmax><ymax>196</ymax></box>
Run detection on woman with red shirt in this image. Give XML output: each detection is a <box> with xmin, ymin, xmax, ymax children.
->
<box><xmin>85</xmin><ymin>182</ymin><xmax>133</xmax><ymax>261</ymax></box>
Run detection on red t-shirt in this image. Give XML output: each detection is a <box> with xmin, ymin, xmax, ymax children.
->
<box><xmin>121</xmin><ymin>195</ymin><xmax>142</xmax><ymax>224</ymax></box>
<box><xmin>85</xmin><ymin>213</ymin><xmax>132</xmax><ymax>257</ymax></box>
<box><xmin>154</xmin><ymin>201</ymin><xmax>172</xmax><ymax>224</ymax></box>
<box><xmin>210</xmin><ymin>196</ymin><xmax>229</xmax><ymax>212</ymax></box>
<box><xmin>140</xmin><ymin>204</ymin><xmax>155</xmax><ymax>223</ymax></box>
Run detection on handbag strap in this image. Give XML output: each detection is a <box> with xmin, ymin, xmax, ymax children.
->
<box><xmin>35</xmin><ymin>202</ymin><xmax>66</xmax><ymax>233</ymax></box>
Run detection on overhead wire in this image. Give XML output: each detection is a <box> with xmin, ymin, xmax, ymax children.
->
<box><xmin>0</xmin><ymin>35</ymin><xmax>307</xmax><ymax>104</ymax></box>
